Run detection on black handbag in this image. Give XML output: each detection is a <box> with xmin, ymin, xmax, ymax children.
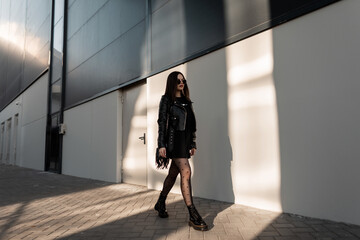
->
<box><xmin>155</xmin><ymin>148</ymin><xmax>169</xmax><ymax>169</ymax></box>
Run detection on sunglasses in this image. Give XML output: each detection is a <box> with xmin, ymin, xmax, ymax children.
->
<box><xmin>177</xmin><ymin>79</ymin><xmax>187</xmax><ymax>84</ymax></box>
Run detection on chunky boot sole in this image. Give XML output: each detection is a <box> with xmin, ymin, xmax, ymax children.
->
<box><xmin>154</xmin><ymin>204</ymin><xmax>169</xmax><ymax>218</ymax></box>
<box><xmin>188</xmin><ymin>220</ymin><xmax>208</xmax><ymax>231</ymax></box>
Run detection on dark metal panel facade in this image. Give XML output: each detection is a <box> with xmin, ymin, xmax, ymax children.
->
<box><xmin>0</xmin><ymin>0</ymin><xmax>50</xmax><ymax>111</ymax></box>
<box><xmin>151</xmin><ymin>0</ymin><xmax>340</xmax><ymax>74</ymax></box>
<box><xmin>5</xmin><ymin>0</ymin><xmax>25</xmax><ymax>101</ymax></box>
<box><xmin>66</xmin><ymin>0</ymin><xmax>108</xmax><ymax>41</ymax></box>
<box><xmin>151</xmin><ymin>0</ymin><xmax>228</xmax><ymax>71</ymax></box>
<box><xmin>65</xmin><ymin>0</ymin><xmax>146</xmax><ymax>107</ymax></box>
<box><xmin>151</xmin><ymin>0</ymin><xmax>169</xmax><ymax>13</ymax></box>
<box><xmin>0</xmin><ymin>0</ymin><xmax>22</xmax><ymax>110</ymax></box>
<box><xmin>0</xmin><ymin>0</ymin><xmax>340</xmax><ymax>111</ymax></box>
<box><xmin>23</xmin><ymin>0</ymin><xmax>51</xmax><ymax>88</ymax></box>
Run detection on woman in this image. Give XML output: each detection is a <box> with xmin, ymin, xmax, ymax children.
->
<box><xmin>154</xmin><ymin>71</ymin><xmax>208</xmax><ymax>231</ymax></box>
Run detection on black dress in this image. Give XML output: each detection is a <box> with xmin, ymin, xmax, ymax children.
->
<box><xmin>170</xmin><ymin>96</ymin><xmax>195</xmax><ymax>159</ymax></box>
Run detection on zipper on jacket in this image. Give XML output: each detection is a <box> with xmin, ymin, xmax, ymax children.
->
<box><xmin>174</xmin><ymin>101</ymin><xmax>187</xmax><ymax>130</ymax></box>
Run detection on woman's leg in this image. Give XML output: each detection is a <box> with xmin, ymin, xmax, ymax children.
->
<box><xmin>161</xmin><ymin>160</ymin><xmax>180</xmax><ymax>196</ymax></box>
<box><xmin>173</xmin><ymin>158</ymin><xmax>208</xmax><ymax>231</ymax></box>
<box><xmin>155</xmin><ymin>160</ymin><xmax>180</xmax><ymax>218</ymax></box>
<box><xmin>172</xmin><ymin>158</ymin><xmax>193</xmax><ymax>206</ymax></box>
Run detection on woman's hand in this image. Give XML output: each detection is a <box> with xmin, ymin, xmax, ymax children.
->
<box><xmin>190</xmin><ymin>148</ymin><xmax>196</xmax><ymax>156</ymax></box>
<box><xmin>159</xmin><ymin>147</ymin><xmax>166</xmax><ymax>158</ymax></box>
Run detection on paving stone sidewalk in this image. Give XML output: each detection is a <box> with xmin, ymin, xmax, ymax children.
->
<box><xmin>0</xmin><ymin>164</ymin><xmax>360</xmax><ymax>240</ymax></box>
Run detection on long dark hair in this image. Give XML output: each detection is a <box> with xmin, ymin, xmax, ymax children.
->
<box><xmin>164</xmin><ymin>71</ymin><xmax>191</xmax><ymax>102</ymax></box>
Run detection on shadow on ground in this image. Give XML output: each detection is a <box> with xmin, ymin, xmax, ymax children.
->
<box><xmin>0</xmin><ymin>164</ymin><xmax>113</xmax><ymax>208</ymax></box>
<box><xmin>56</xmin><ymin>196</ymin><xmax>233</xmax><ymax>240</ymax></box>
<box><xmin>2</xmin><ymin>164</ymin><xmax>360</xmax><ymax>240</ymax></box>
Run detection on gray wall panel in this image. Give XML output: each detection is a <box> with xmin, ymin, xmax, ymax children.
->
<box><xmin>117</xmin><ymin>0</ymin><xmax>146</xmax><ymax>31</ymax></box>
<box><xmin>222</xmin><ymin>0</ymin><xmax>271</xmax><ymax>39</ymax></box>
<box><xmin>183</xmin><ymin>0</ymin><xmax>226</xmax><ymax>56</ymax></box>
<box><xmin>6</xmin><ymin>0</ymin><xmax>26</xmax><ymax>91</ymax></box>
<box><xmin>151</xmin><ymin>0</ymin><xmax>226</xmax><ymax>71</ymax></box>
<box><xmin>5</xmin><ymin>75</ymin><xmax>21</xmax><ymax>104</ymax></box>
<box><xmin>0</xmin><ymin>0</ymin><xmax>50</xmax><ymax>111</ymax></box>
<box><xmin>65</xmin><ymin>64</ymin><xmax>85</xmax><ymax>107</ymax></box>
<box><xmin>117</xmin><ymin>20</ymin><xmax>146</xmax><ymax>82</ymax></box>
<box><xmin>0</xmin><ymin>46</ymin><xmax>6</xmax><ymax>102</ymax></box>
<box><xmin>151</xmin><ymin>0</ymin><xmax>186</xmax><ymax>71</ymax></box>
<box><xmin>67</xmin><ymin>0</ymin><xmax>145</xmax><ymax>72</ymax></box>
<box><xmin>65</xmin><ymin>0</ymin><xmax>146</xmax><ymax>108</ymax></box>
<box><xmin>68</xmin><ymin>0</ymin><xmax>76</xmax><ymax>8</ymax></box>
<box><xmin>67</xmin><ymin>0</ymin><xmax>108</xmax><ymax>39</ymax></box>
<box><xmin>66</xmin><ymin>20</ymin><xmax>146</xmax><ymax>107</ymax></box>
<box><xmin>151</xmin><ymin>0</ymin><xmax>170</xmax><ymax>13</ymax></box>
<box><xmin>23</xmin><ymin>4</ymin><xmax>50</xmax><ymax>89</ymax></box>
<box><xmin>0</xmin><ymin>0</ymin><xmax>13</xmax><ymax>109</ymax></box>
<box><xmin>6</xmin><ymin>60</ymin><xmax>22</xmax><ymax>98</ymax></box>
<box><xmin>25</xmin><ymin>0</ymin><xmax>49</xmax><ymax>32</ymax></box>
<box><xmin>23</xmin><ymin>41</ymin><xmax>50</xmax><ymax>89</ymax></box>
<box><xmin>6</xmin><ymin>40</ymin><xmax>24</xmax><ymax>93</ymax></box>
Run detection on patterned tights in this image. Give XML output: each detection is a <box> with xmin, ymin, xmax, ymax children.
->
<box><xmin>161</xmin><ymin>158</ymin><xmax>193</xmax><ymax>206</ymax></box>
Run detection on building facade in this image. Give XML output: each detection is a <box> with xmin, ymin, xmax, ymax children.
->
<box><xmin>1</xmin><ymin>0</ymin><xmax>360</xmax><ymax>225</ymax></box>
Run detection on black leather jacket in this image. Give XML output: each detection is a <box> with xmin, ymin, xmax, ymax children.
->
<box><xmin>157</xmin><ymin>95</ymin><xmax>197</xmax><ymax>153</ymax></box>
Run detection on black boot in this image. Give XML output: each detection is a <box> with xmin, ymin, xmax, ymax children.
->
<box><xmin>154</xmin><ymin>193</ymin><xmax>169</xmax><ymax>218</ymax></box>
<box><xmin>187</xmin><ymin>205</ymin><xmax>208</xmax><ymax>231</ymax></box>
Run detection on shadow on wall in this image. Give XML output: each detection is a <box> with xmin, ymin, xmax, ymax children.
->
<box><xmin>186</xmin><ymin>49</ymin><xmax>235</xmax><ymax>204</ymax></box>
<box><xmin>184</xmin><ymin>0</ymin><xmax>235</xmax><ymax>205</ymax></box>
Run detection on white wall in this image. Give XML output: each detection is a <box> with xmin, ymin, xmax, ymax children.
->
<box><xmin>0</xmin><ymin>73</ymin><xmax>48</xmax><ymax>170</ymax></box>
<box><xmin>21</xmin><ymin>74</ymin><xmax>48</xmax><ymax>169</ymax></box>
<box><xmin>62</xmin><ymin>90</ymin><xmax>122</xmax><ymax>182</ymax></box>
<box><xmin>273</xmin><ymin>0</ymin><xmax>360</xmax><ymax>225</ymax></box>
<box><xmin>0</xmin><ymin>96</ymin><xmax>22</xmax><ymax>165</ymax></box>
<box><xmin>147</xmin><ymin>0</ymin><xmax>360</xmax><ymax>225</ymax></box>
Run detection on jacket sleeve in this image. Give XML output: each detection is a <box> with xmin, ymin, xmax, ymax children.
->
<box><xmin>190</xmin><ymin>103</ymin><xmax>197</xmax><ymax>149</ymax></box>
<box><xmin>190</xmin><ymin>131</ymin><xmax>197</xmax><ymax>149</ymax></box>
<box><xmin>157</xmin><ymin>95</ymin><xmax>169</xmax><ymax>148</ymax></box>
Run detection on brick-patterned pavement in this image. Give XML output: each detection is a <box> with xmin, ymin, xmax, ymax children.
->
<box><xmin>0</xmin><ymin>164</ymin><xmax>360</xmax><ymax>240</ymax></box>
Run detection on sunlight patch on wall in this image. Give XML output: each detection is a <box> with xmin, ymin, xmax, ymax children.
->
<box><xmin>0</xmin><ymin>21</ymin><xmax>47</xmax><ymax>64</ymax></box>
<box><xmin>228</xmin><ymin>53</ymin><xmax>273</xmax><ymax>87</ymax></box>
<box><xmin>122</xmin><ymin>85</ymin><xmax>147</xmax><ymax>185</ymax></box>
<box><xmin>226</xmin><ymin>30</ymin><xmax>282</xmax><ymax>212</ymax></box>
<box><xmin>0</xmin><ymin>22</ymin><xmax>24</xmax><ymax>47</ymax></box>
